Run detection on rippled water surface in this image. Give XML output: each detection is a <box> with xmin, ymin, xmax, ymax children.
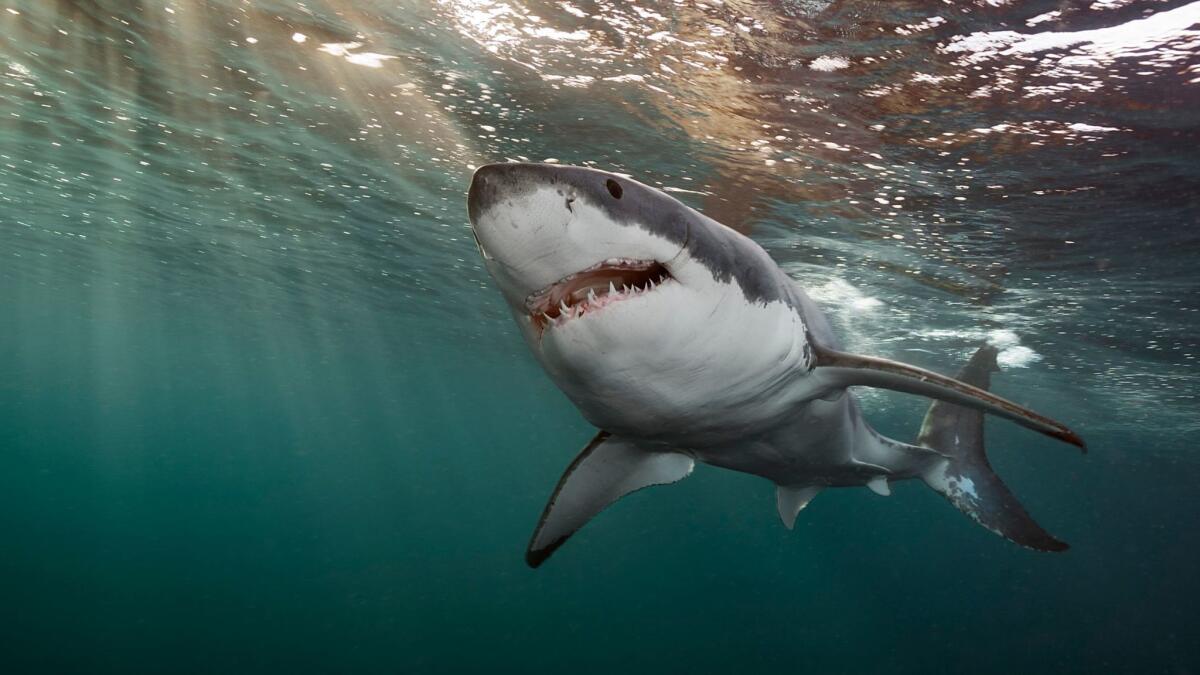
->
<box><xmin>2</xmin><ymin>1</ymin><xmax>1198</xmax><ymax>672</ymax></box>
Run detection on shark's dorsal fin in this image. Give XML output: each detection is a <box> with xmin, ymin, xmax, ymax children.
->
<box><xmin>526</xmin><ymin>432</ymin><xmax>694</xmax><ymax>568</ymax></box>
<box><xmin>811</xmin><ymin>344</ymin><xmax>1085</xmax><ymax>451</ymax></box>
<box><xmin>776</xmin><ymin>486</ymin><xmax>822</xmax><ymax>530</ymax></box>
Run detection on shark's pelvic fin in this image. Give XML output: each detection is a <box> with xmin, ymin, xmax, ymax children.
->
<box><xmin>811</xmin><ymin>343</ymin><xmax>1085</xmax><ymax>451</ymax></box>
<box><xmin>918</xmin><ymin>345</ymin><xmax>1069</xmax><ymax>552</ymax></box>
<box><xmin>776</xmin><ymin>486</ymin><xmax>822</xmax><ymax>530</ymax></box>
<box><xmin>866</xmin><ymin>476</ymin><xmax>891</xmax><ymax>497</ymax></box>
<box><xmin>526</xmin><ymin>431</ymin><xmax>694</xmax><ymax>568</ymax></box>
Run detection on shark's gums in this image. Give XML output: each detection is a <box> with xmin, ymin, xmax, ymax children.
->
<box><xmin>467</xmin><ymin>162</ymin><xmax>1084</xmax><ymax>568</ymax></box>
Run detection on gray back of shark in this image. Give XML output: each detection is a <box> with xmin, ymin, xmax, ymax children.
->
<box><xmin>467</xmin><ymin>163</ymin><xmax>1083</xmax><ymax>568</ymax></box>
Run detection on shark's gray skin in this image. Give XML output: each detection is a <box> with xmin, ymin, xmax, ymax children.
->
<box><xmin>467</xmin><ymin>162</ymin><xmax>1084</xmax><ymax>567</ymax></box>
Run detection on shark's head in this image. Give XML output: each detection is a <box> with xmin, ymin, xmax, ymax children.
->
<box><xmin>468</xmin><ymin>163</ymin><xmax>687</xmax><ymax>325</ymax></box>
<box><xmin>467</xmin><ymin>163</ymin><xmax>807</xmax><ymax>438</ymax></box>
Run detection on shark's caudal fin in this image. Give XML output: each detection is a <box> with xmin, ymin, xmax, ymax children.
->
<box><xmin>917</xmin><ymin>345</ymin><xmax>1069</xmax><ymax>552</ymax></box>
<box><xmin>812</xmin><ymin>343</ymin><xmax>1085</xmax><ymax>451</ymax></box>
<box><xmin>526</xmin><ymin>432</ymin><xmax>693</xmax><ymax>568</ymax></box>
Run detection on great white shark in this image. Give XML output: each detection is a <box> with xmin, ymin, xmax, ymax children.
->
<box><xmin>466</xmin><ymin>162</ymin><xmax>1085</xmax><ymax>568</ymax></box>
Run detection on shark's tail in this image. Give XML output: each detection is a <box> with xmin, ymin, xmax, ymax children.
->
<box><xmin>917</xmin><ymin>345</ymin><xmax>1068</xmax><ymax>552</ymax></box>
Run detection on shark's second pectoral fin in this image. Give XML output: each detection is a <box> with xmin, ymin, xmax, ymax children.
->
<box><xmin>776</xmin><ymin>486</ymin><xmax>822</xmax><ymax>530</ymax></box>
<box><xmin>811</xmin><ymin>343</ymin><xmax>1085</xmax><ymax>451</ymax></box>
<box><xmin>526</xmin><ymin>431</ymin><xmax>694</xmax><ymax>568</ymax></box>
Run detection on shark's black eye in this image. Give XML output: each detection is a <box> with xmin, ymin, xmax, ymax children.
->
<box><xmin>605</xmin><ymin>178</ymin><xmax>623</xmax><ymax>200</ymax></box>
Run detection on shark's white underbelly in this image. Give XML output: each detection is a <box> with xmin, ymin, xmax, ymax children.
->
<box><xmin>544</xmin><ymin>287</ymin><xmax>811</xmax><ymax>443</ymax></box>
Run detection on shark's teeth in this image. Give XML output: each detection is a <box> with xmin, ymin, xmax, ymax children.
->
<box><xmin>528</xmin><ymin>261</ymin><xmax>674</xmax><ymax>335</ymax></box>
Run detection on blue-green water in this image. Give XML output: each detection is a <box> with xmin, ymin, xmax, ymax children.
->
<box><xmin>2</xmin><ymin>1</ymin><xmax>1198</xmax><ymax>672</ymax></box>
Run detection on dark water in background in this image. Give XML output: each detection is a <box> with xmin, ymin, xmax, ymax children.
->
<box><xmin>1</xmin><ymin>0</ymin><xmax>1198</xmax><ymax>672</ymax></box>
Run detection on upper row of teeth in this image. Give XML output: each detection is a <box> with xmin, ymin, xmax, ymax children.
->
<box><xmin>549</xmin><ymin>278</ymin><xmax>661</xmax><ymax>320</ymax></box>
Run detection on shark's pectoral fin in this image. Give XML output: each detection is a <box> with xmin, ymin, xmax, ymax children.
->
<box><xmin>776</xmin><ymin>486</ymin><xmax>822</xmax><ymax>530</ymax></box>
<box><xmin>526</xmin><ymin>431</ymin><xmax>694</xmax><ymax>568</ymax></box>
<box><xmin>811</xmin><ymin>343</ymin><xmax>1085</xmax><ymax>451</ymax></box>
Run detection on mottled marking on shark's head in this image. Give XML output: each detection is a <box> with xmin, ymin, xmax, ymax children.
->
<box><xmin>467</xmin><ymin>163</ymin><xmax>807</xmax><ymax>437</ymax></box>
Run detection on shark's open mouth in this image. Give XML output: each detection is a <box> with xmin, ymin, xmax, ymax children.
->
<box><xmin>526</xmin><ymin>258</ymin><xmax>672</xmax><ymax>333</ymax></box>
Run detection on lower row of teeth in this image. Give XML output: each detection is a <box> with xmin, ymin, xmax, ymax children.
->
<box><xmin>543</xmin><ymin>278</ymin><xmax>663</xmax><ymax>324</ymax></box>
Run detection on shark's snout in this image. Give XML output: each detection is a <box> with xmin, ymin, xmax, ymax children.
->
<box><xmin>469</xmin><ymin>162</ymin><xmax>604</xmax><ymax>230</ymax></box>
<box><xmin>467</xmin><ymin>163</ymin><xmax>509</xmax><ymax>228</ymax></box>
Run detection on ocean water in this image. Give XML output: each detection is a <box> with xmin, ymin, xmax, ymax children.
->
<box><xmin>1</xmin><ymin>0</ymin><xmax>1198</xmax><ymax>672</ymax></box>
